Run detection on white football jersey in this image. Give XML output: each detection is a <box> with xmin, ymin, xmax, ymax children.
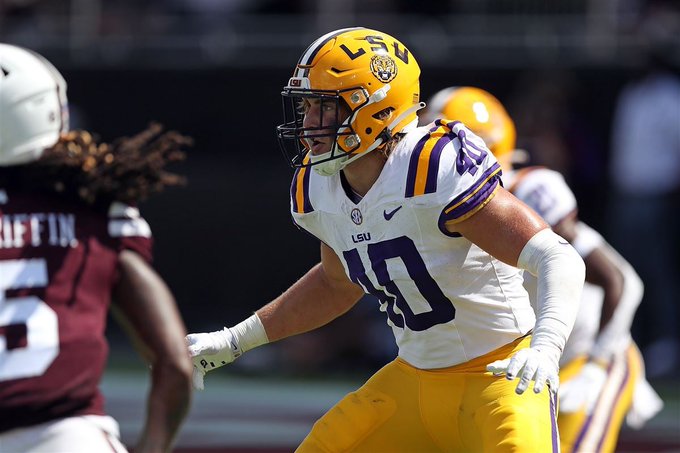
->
<box><xmin>291</xmin><ymin>121</ymin><xmax>535</xmax><ymax>369</ymax></box>
<box><xmin>504</xmin><ymin>167</ymin><xmax>577</xmax><ymax>227</ymax></box>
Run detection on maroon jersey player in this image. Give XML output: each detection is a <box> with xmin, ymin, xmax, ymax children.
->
<box><xmin>0</xmin><ymin>44</ymin><xmax>193</xmax><ymax>453</ymax></box>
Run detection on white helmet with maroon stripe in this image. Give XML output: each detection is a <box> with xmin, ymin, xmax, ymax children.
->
<box><xmin>0</xmin><ymin>43</ymin><xmax>69</xmax><ymax>166</ymax></box>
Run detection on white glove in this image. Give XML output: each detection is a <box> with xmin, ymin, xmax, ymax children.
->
<box><xmin>626</xmin><ymin>377</ymin><xmax>664</xmax><ymax>429</ymax></box>
<box><xmin>185</xmin><ymin>328</ymin><xmax>242</xmax><ymax>390</ymax></box>
<box><xmin>486</xmin><ymin>347</ymin><xmax>559</xmax><ymax>395</ymax></box>
<box><xmin>559</xmin><ymin>361</ymin><xmax>608</xmax><ymax>414</ymax></box>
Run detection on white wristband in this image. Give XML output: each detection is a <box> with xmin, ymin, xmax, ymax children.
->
<box><xmin>230</xmin><ymin>313</ymin><xmax>269</xmax><ymax>353</ymax></box>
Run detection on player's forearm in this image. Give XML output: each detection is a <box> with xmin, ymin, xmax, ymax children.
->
<box><xmin>185</xmin><ymin>262</ymin><xmax>363</xmax><ymax>390</ymax></box>
<box><xmin>137</xmin><ymin>362</ymin><xmax>192</xmax><ymax>453</ymax></box>
<box><xmin>581</xmin><ymin>246</ymin><xmax>625</xmax><ymax>329</ymax></box>
<box><xmin>518</xmin><ymin>228</ymin><xmax>585</xmax><ymax>363</ymax></box>
<box><xmin>571</xmin><ymin>222</ymin><xmax>642</xmax><ymax>361</ymax></box>
<box><xmin>257</xmin><ymin>263</ymin><xmax>363</xmax><ymax>342</ymax></box>
<box><xmin>590</xmin><ymin>256</ymin><xmax>643</xmax><ymax>361</ymax></box>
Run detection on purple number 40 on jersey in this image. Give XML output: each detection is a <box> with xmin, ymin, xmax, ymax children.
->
<box><xmin>343</xmin><ymin>236</ymin><xmax>456</xmax><ymax>331</ymax></box>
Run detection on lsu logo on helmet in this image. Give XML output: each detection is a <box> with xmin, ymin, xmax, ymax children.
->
<box><xmin>370</xmin><ymin>55</ymin><xmax>397</xmax><ymax>83</ymax></box>
<box><xmin>276</xmin><ymin>27</ymin><xmax>422</xmax><ymax>176</ymax></box>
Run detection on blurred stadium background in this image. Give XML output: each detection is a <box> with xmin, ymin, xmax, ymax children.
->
<box><xmin>2</xmin><ymin>0</ymin><xmax>679</xmax><ymax>451</ymax></box>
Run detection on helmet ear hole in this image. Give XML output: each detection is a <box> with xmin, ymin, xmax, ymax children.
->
<box><xmin>365</xmin><ymin>128</ymin><xmax>372</xmax><ymax>134</ymax></box>
<box><xmin>372</xmin><ymin>107</ymin><xmax>395</xmax><ymax>121</ymax></box>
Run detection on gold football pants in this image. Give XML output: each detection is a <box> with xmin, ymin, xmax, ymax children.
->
<box><xmin>297</xmin><ymin>336</ymin><xmax>559</xmax><ymax>453</ymax></box>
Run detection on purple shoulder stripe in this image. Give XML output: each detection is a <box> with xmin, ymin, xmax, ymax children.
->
<box><xmin>439</xmin><ymin>163</ymin><xmax>501</xmax><ymax>222</ymax></box>
<box><xmin>405</xmin><ymin>133</ymin><xmax>432</xmax><ymax>198</ymax></box>
<box><xmin>405</xmin><ymin>122</ymin><xmax>459</xmax><ymax>198</ymax></box>
<box><xmin>422</xmin><ymin>133</ymin><xmax>454</xmax><ymax>194</ymax></box>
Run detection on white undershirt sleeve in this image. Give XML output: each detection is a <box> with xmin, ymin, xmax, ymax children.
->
<box><xmin>517</xmin><ymin>228</ymin><xmax>586</xmax><ymax>365</ymax></box>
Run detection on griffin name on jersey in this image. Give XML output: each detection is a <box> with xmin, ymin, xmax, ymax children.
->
<box><xmin>291</xmin><ymin>120</ymin><xmax>536</xmax><ymax>369</ymax></box>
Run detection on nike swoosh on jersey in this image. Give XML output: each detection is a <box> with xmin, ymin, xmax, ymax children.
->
<box><xmin>383</xmin><ymin>206</ymin><xmax>403</xmax><ymax>220</ymax></box>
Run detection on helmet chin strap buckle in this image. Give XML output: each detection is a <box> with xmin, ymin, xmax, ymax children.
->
<box><xmin>369</xmin><ymin>85</ymin><xmax>390</xmax><ymax>103</ymax></box>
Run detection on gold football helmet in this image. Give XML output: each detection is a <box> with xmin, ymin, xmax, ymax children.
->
<box><xmin>276</xmin><ymin>27</ymin><xmax>423</xmax><ymax>176</ymax></box>
<box><xmin>423</xmin><ymin>86</ymin><xmax>516</xmax><ymax>169</ymax></box>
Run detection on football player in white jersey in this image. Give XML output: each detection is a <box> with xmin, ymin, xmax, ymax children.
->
<box><xmin>422</xmin><ymin>86</ymin><xmax>664</xmax><ymax>453</ymax></box>
<box><xmin>186</xmin><ymin>28</ymin><xmax>585</xmax><ymax>452</ymax></box>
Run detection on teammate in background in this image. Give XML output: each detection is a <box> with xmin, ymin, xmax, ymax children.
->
<box><xmin>186</xmin><ymin>27</ymin><xmax>585</xmax><ymax>452</ymax></box>
<box><xmin>421</xmin><ymin>86</ymin><xmax>664</xmax><ymax>453</ymax></box>
<box><xmin>0</xmin><ymin>44</ymin><xmax>193</xmax><ymax>453</ymax></box>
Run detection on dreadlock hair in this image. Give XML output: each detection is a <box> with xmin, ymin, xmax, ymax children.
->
<box><xmin>0</xmin><ymin>123</ymin><xmax>192</xmax><ymax>208</ymax></box>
